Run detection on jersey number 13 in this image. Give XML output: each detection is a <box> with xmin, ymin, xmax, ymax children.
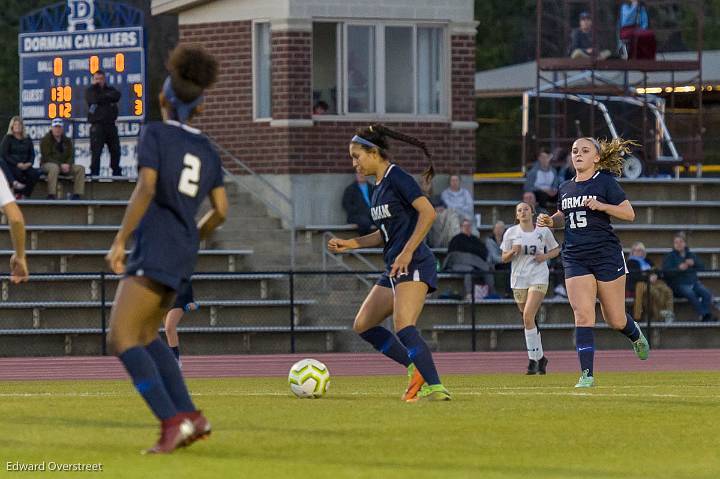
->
<box><xmin>179</xmin><ymin>153</ymin><xmax>201</xmax><ymax>197</ymax></box>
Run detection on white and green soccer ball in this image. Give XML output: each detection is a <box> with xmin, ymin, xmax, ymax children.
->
<box><xmin>288</xmin><ymin>358</ymin><xmax>330</xmax><ymax>398</ymax></box>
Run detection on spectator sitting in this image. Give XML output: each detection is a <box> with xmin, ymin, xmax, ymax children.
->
<box><xmin>522</xmin><ymin>191</ymin><xmax>548</xmax><ymax>217</ymax></box>
<box><xmin>421</xmin><ymin>176</ymin><xmax>460</xmax><ymax>248</ymax></box>
<box><xmin>569</xmin><ymin>11</ymin><xmax>611</xmax><ymax>60</ymax></box>
<box><xmin>313</xmin><ymin>101</ymin><xmax>329</xmax><ymax>115</ymax></box>
<box><xmin>486</xmin><ymin>220</ymin><xmax>511</xmax><ymax>297</ymax></box>
<box><xmin>662</xmin><ymin>232</ymin><xmax>718</xmax><ymax>322</ymax></box>
<box><xmin>443</xmin><ymin>218</ymin><xmax>494</xmax><ymax>300</ymax></box>
<box><xmin>341</xmin><ymin>172</ymin><xmax>375</xmax><ymax>235</ymax></box>
<box><xmin>0</xmin><ymin>116</ymin><xmax>41</xmax><ymax>199</ymax></box>
<box><xmin>524</xmin><ymin>149</ymin><xmax>559</xmax><ymax>209</ymax></box>
<box><xmin>441</xmin><ymin>174</ymin><xmax>474</xmax><ymax>222</ymax></box>
<box><xmin>619</xmin><ymin>0</ymin><xmax>656</xmax><ymax>59</ymax></box>
<box><xmin>40</xmin><ymin>119</ymin><xmax>85</xmax><ymax>200</ymax></box>
<box><xmin>552</xmin><ymin>147</ymin><xmax>575</xmax><ymax>182</ymax></box>
<box><xmin>627</xmin><ymin>241</ymin><xmax>674</xmax><ymax>323</ymax></box>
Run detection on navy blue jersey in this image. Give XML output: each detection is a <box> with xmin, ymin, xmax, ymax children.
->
<box><xmin>126</xmin><ymin>120</ymin><xmax>223</xmax><ymax>290</ymax></box>
<box><xmin>370</xmin><ymin>164</ymin><xmax>433</xmax><ymax>268</ymax></box>
<box><xmin>557</xmin><ymin>170</ymin><xmax>627</xmax><ymax>260</ymax></box>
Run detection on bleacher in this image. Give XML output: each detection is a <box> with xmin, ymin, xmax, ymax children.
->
<box><xmin>2</xmin><ymin>176</ymin><xmax>720</xmax><ymax>356</ymax></box>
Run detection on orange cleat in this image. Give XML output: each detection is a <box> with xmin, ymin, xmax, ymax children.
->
<box><xmin>180</xmin><ymin>410</ymin><xmax>212</xmax><ymax>447</ymax></box>
<box><xmin>401</xmin><ymin>364</ymin><xmax>426</xmax><ymax>402</ymax></box>
<box><xmin>143</xmin><ymin>415</ymin><xmax>194</xmax><ymax>455</ymax></box>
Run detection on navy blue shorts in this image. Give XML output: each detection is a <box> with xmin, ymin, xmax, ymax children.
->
<box><xmin>173</xmin><ymin>281</ymin><xmax>196</xmax><ymax>311</ymax></box>
<box><xmin>563</xmin><ymin>249</ymin><xmax>627</xmax><ymax>282</ymax></box>
<box><xmin>376</xmin><ymin>257</ymin><xmax>438</xmax><ymax>293</ymax></box>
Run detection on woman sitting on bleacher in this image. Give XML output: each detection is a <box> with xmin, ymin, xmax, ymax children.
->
<box><xmin>0</xmin><ymin>116</ymin><xmax>42</xmax><ymax>199</ymax></box>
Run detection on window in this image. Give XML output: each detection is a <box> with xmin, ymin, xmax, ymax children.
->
<box><xmin>312</xmin><ymin>23</ymin><xmax>338</xmax><ymax>114</ymax></box>
<box><xmin>346</xmin><ymin>25</ymin><xmax>375</xmax><ymax>113</ymax></box>
<box><xmin>254</xmin><ymin>22</ymin><xmax>271</xmax><ymax>119</ymax></box>
<box><xmin>385</xmin><ymin>26</ymin><xmax>413</xmax><ymax>113</ymax></box>
<box><xmin>312</xmin><ymin>22</ymin><xmax>446</xmax><ymax>118</ymax></box>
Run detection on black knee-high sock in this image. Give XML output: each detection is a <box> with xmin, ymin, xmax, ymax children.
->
<box><xmin>619</xmin><ymin>313</ymin><xmax>641</xmax><ymax>342</ymax></box>
<box><xmin>359</xmin><ymin>326</ymin><xmax>411</xmax><ymax>367</ymax></box>
<box><xmin>145</xmin><ymin>339</ymin><xmax>195</xmax><ymax>413</ymax></box>
<box><xmin>396</xmin><ymin>326</ymin><xmax>441</xmax><ymax>385</ymax></box>
<box><xmin>118</xmin><ymin>346</ymin><xmax>177</xmax><ymax>420</ymax></box>
<box><xmin>575</xmin><ymin>327</ymin><xmax>595</xmax><ymax>377</ymax></box>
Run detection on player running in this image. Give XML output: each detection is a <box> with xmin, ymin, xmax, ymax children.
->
<box><xmin>537</xmin><ymin>137</ymin><xmax>649</xmax><ymax>388</ymax></box>
<box><xmin>501</xmin><ymin>201</ymin><xmax>559</xmax><ymax>375</ymax></box>
<box><xmin>106</xmin><ymin>45</ymin><xmax>227</xmax><ymax>453</ymax></box>
<box><xmin>163</xmin><ymin>281</ymin><xmax>198</xmax><ymax>367</ymax></box>
<box><xmin>328</xmin><ymin>124</ymin><xmax>450</xmax><ymax>402</ymax></box>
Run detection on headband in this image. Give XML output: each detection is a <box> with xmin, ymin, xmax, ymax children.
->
<box><xmin>162</xmin><ymin>76</ymin><xmax>204</xmax><ymax>123</ymax></box>
<box><xmin>351</xmin><ymin>135</ymin><xmax>380</xmax><ymax>149</ymax></box>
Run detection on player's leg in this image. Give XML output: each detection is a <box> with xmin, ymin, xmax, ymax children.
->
<box><xmin>523</xmin><ymin>287</ymin><xmax>548</xmax><ymax>374</ymax></box>
<box><xmin>354</xmin><ymin>284</ymin><xmax>410</xmax><ymax>367</ymax></box>
<box><xmin>164</xmin><ymin>308</ymin><xmax>184</xmax><ymax>361</ymax></box>
<box><xmin>108</xmin><ymin>276</ymin><xmax>179</xmax><ymax>422</ymax></box>
<box><xmin>141</xmin><ymin>291</ymin><xmax>211</xmax><ymax>447</ymax></box>
<box><xmin>566</xmin><ymin>274</ymin><xmax>598</xmax><ymax>386</ymax></box>
<box><xmin>597</xmin><ymin>274</ymin><xmax>649</xmax><ymax>360</ymax></box>
<box><xmin>393</xmin><ymin>281</ymin><xmax>450</xmax><ymax>400</ymax></box>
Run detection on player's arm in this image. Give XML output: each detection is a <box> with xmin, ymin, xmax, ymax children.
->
<box><xmin>105</xmin><ymin>167</ymin><xmax>158</xmax><ymax>274</ymax></box>
<box><xmin>327</xmin><ymin>230</ymin><xmax>383</xmax><ymax>253</ymax></box>
<box><xmin>3</xmin><ymin>202</ymin><xmax>28</xmax><ymax>283</ymax></box>
<box><xmin>585</xmin><ymin>198</ymin><xmax>635</xmax><ymax>222</ymax></box>
<box><xmin>198</xmin><ymin>186</ymin><xmax>228</xmax><ymax>241</ymax></box>
<box><xmin>501</xmin><ymin>246</ymin><xmax>520</xmax><ymax>263</ymax></box>
<box><xmin>389</xmin><ymin>196</ymin><xmax>436</xmax><ymax>277</ymax></box>
<box><xmin>537</xmin><ymin>211</ymin><xmax>564</xmax><ymax>229</ymax></box>
<box><xmin>535</xmin><ymin>245</ymin><xmax>560</xmax><ymax>263</ymax></box>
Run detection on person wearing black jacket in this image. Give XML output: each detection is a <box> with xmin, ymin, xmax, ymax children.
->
<box><xmin>86</xmin><ymin>69</ymin><xmax>121</xmax><ymax>176</ymax></box>
<box><xmin>0</xmin><ymin>116</ymin><xmax>42</xmax><ymax>198</ymax></box>
<box><xmin>341</xmin><ymin>172</ymin><xmax>375</xmax><ymax>235</ymax></box>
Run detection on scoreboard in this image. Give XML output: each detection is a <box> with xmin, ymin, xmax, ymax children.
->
<box><xmin>19</xmin><ymin>21</ymin><xmax>146</xmax><ymax>177</ymax></box>
<box><xmin>20</xmin><ymin>27</ymin><xmax>145</xmax><ymax>121</ymax></box>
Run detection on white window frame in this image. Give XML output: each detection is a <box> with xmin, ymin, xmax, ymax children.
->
<box><xmin>252</xmin><ymin>20</ymin><xmax>272</xmax><ymax>122</ymax></box>
<box><xmin>312</xmin><ymin>20</ymin><xmax>450</xmax><ymax>123</ymax></box>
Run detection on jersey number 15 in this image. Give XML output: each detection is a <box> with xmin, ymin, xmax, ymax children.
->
<box><xmin>179</xmin><ymin>153</ymin><xmax>201</xmax><ymax>197</ymax></box>
<box><xmin>568</xmin><ymin>211</ymin><xmax>587</xmax><ymax>229</ymax></box>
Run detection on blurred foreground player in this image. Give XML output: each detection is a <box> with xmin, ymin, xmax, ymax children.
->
<box><xmin>0</xmin><ymin>169</ymin><xmax>29</xmax><ymax>283</ymax></box>
<box><xmin>106</xmin><ymin>45</ymin><xmax>227</xmax><ymax>453</ymax></box>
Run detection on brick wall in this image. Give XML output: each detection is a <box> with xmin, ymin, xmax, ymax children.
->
<box><xmin>179</xmin><ymin>22</ymin><xmax>476</xmax><ymax>176</ymax></box>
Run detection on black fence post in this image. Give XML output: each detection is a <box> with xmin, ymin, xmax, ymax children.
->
<box><xmin>470</xmin><ymin>273</ymin><xmax>477</xmax><ymax>352</ymax></box>
<box><xmin>100</xmin><ymin>271</ymin><xmax>107</xmax><ymax>356</ymax></box>
<box><xmin>289</xmin><ymin>271</ymin><xmax>295</xmax><ymax>354</ymax></box>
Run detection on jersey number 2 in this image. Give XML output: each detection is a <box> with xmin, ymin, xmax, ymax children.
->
<box><xmin>178</xmin><ymin>153</ymin><xmax>201</xmax><ymax>197</ymax></box>
<box><xmin>568</xmin><ymin>211</ymin><xmax>587</xmax><ymax>229</ymax></box>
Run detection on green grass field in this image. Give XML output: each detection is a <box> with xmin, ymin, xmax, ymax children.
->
<box><xmin>1</xmin><ymin>372</ymin><xmax>719</xmax><ymax>479</ymax></box>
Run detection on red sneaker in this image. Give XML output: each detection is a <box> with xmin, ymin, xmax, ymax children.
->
<box><xmin>143</xmin><ymin>415</ymin><xmax>195</xmax><ymax>454</ymax></box>
<box><xmin>180</xmin><ymin>410</ymin><xmax>211</xmax><ymax>447</ymax></box>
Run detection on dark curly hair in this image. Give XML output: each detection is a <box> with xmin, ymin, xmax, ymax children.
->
<box><xmin>166</xmin><ymin>44</ymin><xmax>218</xmax><ymax>104</ymax></box>
<box><xmin>353</xmin><ymin>124</ymin><xmax>435</xmax><ymax>182</ymax></box>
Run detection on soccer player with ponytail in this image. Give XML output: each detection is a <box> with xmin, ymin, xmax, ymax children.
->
<box><xmin>328</xmin><ymin>124</ymin><xmax>450</xmax><ymax>401</ymax></box>
<box><xmin>537</xmin><ymin>137</ymin><xmax>650</xmax><ymax>387</ymax></box>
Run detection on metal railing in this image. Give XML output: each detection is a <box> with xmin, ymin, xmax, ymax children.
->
<box><xmin>0</xmin><ymin>269</ymin><xmax>718</xmax><ymax>357</ymax></box>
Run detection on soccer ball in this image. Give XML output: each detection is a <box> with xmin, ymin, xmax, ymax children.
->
<box><xmin>288</xmin><ymin>359</ymin><xmax>330</xmax><ymax>398</ymax></box>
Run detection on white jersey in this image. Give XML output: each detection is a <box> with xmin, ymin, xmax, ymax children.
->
<box><xmin>501</xmin><ymin>225</ymin><xmax>559</xmax><ymax>289</ymax></box>
<box><xmin>0</xmin><ymin>170</ymin><xmax>15</xmax><ymax>207</ymax></box>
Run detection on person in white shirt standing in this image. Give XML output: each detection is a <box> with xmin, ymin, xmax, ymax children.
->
<box><xmin>501</xmin><ymin>202</ymin><xmax>560</xmax><ymax>375</ymax></box>
<box><xmin>0</xmin><ymin>169</ymin><xmax>28</xmax><ymax>283</ymax></box>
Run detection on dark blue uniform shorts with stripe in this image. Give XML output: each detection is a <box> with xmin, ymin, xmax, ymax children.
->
<box><xmin>173</xmin><ymin>281</ymin><xmax>195</xmax><ymax>310</ymax></box>
<box><xmin>563</xmin><ymin>250</ymin><xmax>627</xmax><ymax>282</ymax></box>
<box><xmin>376</xmin><ymin>257</ymin><xmax>438</xmax><ymax>293</ymax></box>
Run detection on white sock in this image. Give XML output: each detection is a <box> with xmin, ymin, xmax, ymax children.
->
<box><xmin>524</xmin><ymin>327</ymin><xmax>542</xmax><ymax>360</ymax></box>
